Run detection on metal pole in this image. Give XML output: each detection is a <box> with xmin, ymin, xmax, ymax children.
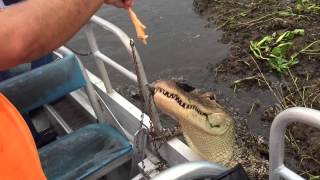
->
<box><xmin>78</xmin><ymin>59</ymin><xmax>106</xmax><ymax>123</ymax></box>
<box><xmin>269</xmin><ymin>107</ymin><xmax>320</xmax><ymax>180</ymax></box>
<box><xmin>89</xmin><ymin>16</ymin><xmax>162</xmax><ymax>133</ymax></box>
<box><xmin>129</xmin><ymin>39</ymin><xmax>162</xmax><ymax>133</ymax></box>
<box><xmin>94</xmin><ymin>51</ymin><xmax>137</xmax><ymax>83</ymax></box>
<box><xmin>44</xmin><ymin>104</ymin><xmax>73</xmax><ymax>134</ymax></box>
<box><xmin>56</xmin><ymin>46</ymin><xmax>106</xmax><ymax>123</ymax></box>
<box><xmin>84</xmin><ymin>23</ymin><xmax>113</xmax><ymax>94</ymax></box>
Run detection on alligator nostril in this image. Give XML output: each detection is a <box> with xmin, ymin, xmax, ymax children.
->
<box><xmin>147</xmin><ymin>83</ymin><xmax>156</xmax><ymax>93</ymax></box>
<box><xmin>175</xmin><ymin>81</ymin><xmax>195</xmax><ymax>92</ymax></box>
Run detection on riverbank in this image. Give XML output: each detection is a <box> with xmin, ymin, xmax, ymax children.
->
<box><xmin>193</xmin><ymin>0</ymin><xmax>320</xmax><ymax>178</ymax></box>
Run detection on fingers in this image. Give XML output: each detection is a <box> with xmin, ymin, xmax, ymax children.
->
<box><xmin>104</xmin><ymin>0</ymin><xmax>131</xmax><ymax>8</ymax></box>
<box><xmin>123</xmin><ymin>0</ymin><xmax>134</xmax><ymax>8</ymax></box>
<box><xmin>113</xmin><ymin>1</ymin><xmax>126</xmax><ymax>8</ymax></box>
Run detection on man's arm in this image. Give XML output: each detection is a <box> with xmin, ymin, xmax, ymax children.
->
<box><xmin>0</xmin><ymin>0</ymin><xmax>130</xmax><ymax>70</ymax></box>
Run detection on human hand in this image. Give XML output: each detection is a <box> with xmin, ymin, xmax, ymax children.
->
<box><xmin>104</xmin><ymin>0</ymin><xmax>134</xmax><ymax>8</ymax></box>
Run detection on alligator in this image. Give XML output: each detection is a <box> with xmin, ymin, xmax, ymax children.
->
<box><xmin>152</xmin><ymin>80</ymin><xmax>268</xmax><ymax>179</ymax></box>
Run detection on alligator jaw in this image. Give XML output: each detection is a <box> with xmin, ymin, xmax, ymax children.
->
<box><xmin>152</xmin><ymin>80</ymin><xmax>235</xmax><ymax>165</ymax></box>
<box><xmin>153</xmin><ymin>80</ymin><xmax>234</xmax><ymax>136</ymax></box>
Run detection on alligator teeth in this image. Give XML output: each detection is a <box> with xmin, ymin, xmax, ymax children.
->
<box><xmin>158</xmin><ymin>88</ymin><xmax>209</xmax><ymax>116</ymax></box>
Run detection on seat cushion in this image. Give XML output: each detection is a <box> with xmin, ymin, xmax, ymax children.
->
<box><xmin>0</xmin><ymin>54</ymin><xmax>86</xmax><ymax>114</ymax></box>
<box><xmin>39</xmin><ymin>123</ymin><xmax>132</xmax><ymax>180</ymax></box>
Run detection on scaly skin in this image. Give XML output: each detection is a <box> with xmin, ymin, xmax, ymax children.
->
<box><xmin>153</xmin><ymin>80</ymin><xmax>235</xmax><ymax>165</ymax></box>
<box><xmin>152</xmin><ymin>80</ymin><xmax>268</xmax><ymax>179</ymax></box>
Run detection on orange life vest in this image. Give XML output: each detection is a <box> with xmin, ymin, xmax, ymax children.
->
<box><xmin>0</xmin><ymin>93</ymin><xmax>46</xmax><ymax>180</ymax></box>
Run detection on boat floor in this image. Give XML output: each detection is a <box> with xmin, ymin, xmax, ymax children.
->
<box><xmin>31</xmin><ymin>96</ymin><xmax>94</xmax><ymax>136</ymax></box>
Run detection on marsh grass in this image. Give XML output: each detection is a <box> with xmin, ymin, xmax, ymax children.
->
<box><xmin>193</xmin><ymin>0</ymin><xmax>320</xmax><ymax>177</ymax></box>
<box><xmin>250</xmin><ymin>29</ymin><xmax>304</xmax><ymax>72</ymax></box>
<box><xmin>296</xmin><ymin>0</ymin><xmax>320</xmax><ymax>14</ymax></box>
<box><xmin>250</xmin><ymin>29</ymin><xmax>320</xmax><ymax>72</ymax></box>
<box><xmin>200</xmin><ymin>0</ymin><xmax>319</xmax><ymax>32</ymax></box>
<box><xmin>251</xmin><ymin>55</ymin><xmax>320</xmax><ymax>179</ymax></box>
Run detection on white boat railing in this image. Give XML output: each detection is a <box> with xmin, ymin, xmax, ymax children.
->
<box><xmin>75</xmin><ymin>15</ymin><xmax>204</xmax><ymax>167</ymax></box>
<box><xmin>269</xmin><ymin>107</ymin><xmax>320</xmax><ymax>180</ymax></box>
<box><xmin>85</xmin><ymin>15</ymin><xmax>162</xmax><ymax>133</ymax></box>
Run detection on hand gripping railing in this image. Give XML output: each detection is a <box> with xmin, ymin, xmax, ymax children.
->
<box><xmin>152</xmin><ymin>161</ymin><xmax>227</xmax><ymax>180</ymax></box>
<box><xmin>84</xmin><ymin>15</ymin><xmax>162</xmax><ymax>133</ymax></box>
<box><xmin>269</xmin><ymin>107</ymin><xmax>320</xmax><ymax>180</ymax></box>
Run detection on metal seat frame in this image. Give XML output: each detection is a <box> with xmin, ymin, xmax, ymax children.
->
<box><xmin>50</xmin><ymin>49</ymin><xmax>134</xmax><ymax>179</ymax></box>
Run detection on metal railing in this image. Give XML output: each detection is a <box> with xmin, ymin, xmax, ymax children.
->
<box><xmin>84</xmin><ymin>15</ymin><xmax>162</xmax><ymax>133</ymax></box>
<box><xmin>152</xmin><ymin>161</ymin><xmax>227</xmax><ymax>180</ymax></box>
<box><xmin>269</xmin><ymin>107</ymin><xmax>320</xmax><ymax>180</ymax></box>
<box><xmin>54</xmin><ymin>47</ymin><xmax>105</xmax><ymax>123</ymax></box>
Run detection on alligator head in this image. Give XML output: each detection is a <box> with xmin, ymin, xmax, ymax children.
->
<box><xmin>153</xmin><ymin>80</ymin><xmax>235</xmax><ymax>165</ymax></box>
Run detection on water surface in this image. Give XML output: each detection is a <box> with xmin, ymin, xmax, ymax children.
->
<box><xmin>68</xmin><ymin>0</ymin><xmax>229</xmax><ymax>87</ymax></box>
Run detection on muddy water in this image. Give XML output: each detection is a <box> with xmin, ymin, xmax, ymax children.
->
<box><xmin>68</xmin><ymin>0</ymin><xmax>228</xmax><ymax>85</ymax></box>
<box><xmin>67</xmin><ymin>0</ymin><xmax>276</xmax><ymax>138</ymax></box>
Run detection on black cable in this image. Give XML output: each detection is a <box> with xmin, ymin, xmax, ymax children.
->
<box><xmin>64</xmin><ymin>45</ymin><xmax>93</xmax><ymax>56</ymax></box>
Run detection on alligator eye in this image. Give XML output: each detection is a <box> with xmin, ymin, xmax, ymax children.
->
<box><xmin>206</xmin><ymin>119</ymin><xmax>221</xmax><ymax>128</ymax></box>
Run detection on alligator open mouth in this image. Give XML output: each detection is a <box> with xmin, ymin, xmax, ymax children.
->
<box><xmin>155</xmin><ymin>87</ymin><xmax>208</xmax><ymax>117</ymax></box>
<box><xmin>152</xmin><ymin>80</ymin><xmax>235</xmax><ymax>165</ymax></box>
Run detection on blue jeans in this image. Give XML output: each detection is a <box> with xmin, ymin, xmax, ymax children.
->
<box><xmin>0</xmin><ymin>54</ymin><xmax>53</xmax><ymax>141</ymax></box>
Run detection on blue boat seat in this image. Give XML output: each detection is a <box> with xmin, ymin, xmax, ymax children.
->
<box><xmin>40</xmin><ymin>123</ymin><xmax>132</xmax><ymax>180</ymax></box>
<box><xmin>0</xmin><ymin>54</ymin><xmax>132</xmax><ymax>179</ymax></box>
<box><xmin>0</xmin><ymin>54</ymin><xmax>86</xmax><ymax>114</ymax></box>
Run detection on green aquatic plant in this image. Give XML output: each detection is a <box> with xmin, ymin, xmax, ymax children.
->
<box><xmin>250</xmin><ymin>29</ymin><xmax>304</xmax><ymax>72</ymax></box>
<box><xmin>296</xmin><ymin>0</ymin><xmax>320</xmax><ymax>13</ymax></box>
